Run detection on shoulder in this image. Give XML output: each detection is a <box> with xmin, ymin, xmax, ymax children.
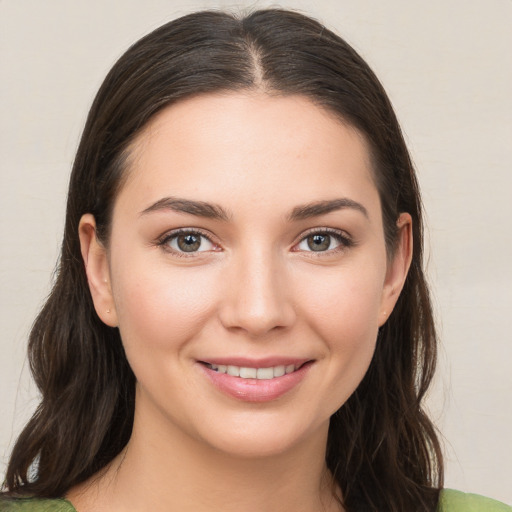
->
<box><xmin>439</xmin><ymin>489</ymin><xmax>512</xmax><ymax>511</ymax></box>
<box><xmin>0</xmin><ymin>498</ymin><xmax>76</xmax><ymax>512</ymax></box>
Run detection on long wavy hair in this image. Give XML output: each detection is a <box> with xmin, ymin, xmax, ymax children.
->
<box><xmin>3</xmin><ymin>9</ymin><xmax>443</xmax><ymax>511</ymax></box>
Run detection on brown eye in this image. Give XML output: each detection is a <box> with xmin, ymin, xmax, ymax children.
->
<box><xmin>295</xmin><ymin>230</ymin><xmax>352</xmax><ymax>254</ymax></box>
<box><xmin>162</xmin><ymin>230</ymin><xmax>216</xmax><ymax>254</ymax></box>
<box><xmin>306</xmin><ymin>234</ymin><xmax>332</xmax><ymax>251</ymax></box>
<box><xmin>177</xmin><ymin>234</ymin><xmax>201</xmax><ymax>252</ymax></box>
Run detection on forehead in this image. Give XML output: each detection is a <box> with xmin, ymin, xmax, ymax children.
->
<box><xmin>117</xmin><ymin>92</ymin><xmax>379</xmax><ymax>218</ymax></box>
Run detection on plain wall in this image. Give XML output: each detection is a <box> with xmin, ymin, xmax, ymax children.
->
<box><xmin>1</xmin><ymin>0</ymin><xmax>511</xmax><ymax>504</ymax></box>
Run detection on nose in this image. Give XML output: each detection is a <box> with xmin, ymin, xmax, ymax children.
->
<box><xmin>218</xmin><ymin>249</ymin><xmax>296</xmax><ymax>338</ymax></box>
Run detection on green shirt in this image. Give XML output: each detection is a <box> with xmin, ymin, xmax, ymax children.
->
<box><xmin>438</xmin><ymin>489</ymin><xmax>512</xmax><ymax>511</ymax></box>
<box><xmin>0</xmin><ymin>498</ymin><xmax>73</xmax><ymax>512</ymax></box>
<box><xmin>1</xmin><ymin>489</ymin><xmax>510</xmax><ymax>511</ymax></box>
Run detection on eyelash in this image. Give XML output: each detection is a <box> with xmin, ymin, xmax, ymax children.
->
<box><xmin>293</xmin><ymin>227</ymin><xmax>354</xmax><ymax>257</ymax></box>
<box><xmin>156</xmin><ymin>227</ymin><xmax>354</xmax><ymax>257</ymax></box>
<box><xmin>156</xmin><ymin>228</ymin><xmax>219</xmax><ymax>258</ymax></box>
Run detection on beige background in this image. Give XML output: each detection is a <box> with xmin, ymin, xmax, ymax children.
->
<box><xmin>1</xmin><ymin>0</ymin><xmax>511</xmax><ymax>504</ymax></box>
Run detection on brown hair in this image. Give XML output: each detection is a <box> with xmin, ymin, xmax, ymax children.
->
<box><xmin>3</xmin><ymin>9</ymin><xmax>443</xmax><ymax>511</ymax></box>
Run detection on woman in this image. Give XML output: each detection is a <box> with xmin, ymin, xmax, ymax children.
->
<box><xmin>1</xmin><ymin>9</ymin><xmax>509</xmax><ymax>512</ymax></box>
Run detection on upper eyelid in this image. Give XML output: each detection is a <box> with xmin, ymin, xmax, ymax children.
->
<box><xmin>299</xmin><ymin>226</ymin><xmax>347</xmax><ymax>235</ymax></box>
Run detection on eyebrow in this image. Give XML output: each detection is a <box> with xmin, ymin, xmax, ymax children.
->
<box><xmin>140</xmin><ymin>196</ymin><xmax>368</xmax><ymax>222</ymax></box>
<box><xmin>140</xmin><ymin>197</ymin><xmax>231</xmax><ymax>221</ymax></box>
<box><xmin>288</xmin><ymin>198</ymin><xmax>368</xmax><ymax>221</ymax></box>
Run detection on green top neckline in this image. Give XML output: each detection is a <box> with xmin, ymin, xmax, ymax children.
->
<box><xmin>1</xmin><ymin>489</ymin><xmax>510</xmax><ymax>511</ymax></box>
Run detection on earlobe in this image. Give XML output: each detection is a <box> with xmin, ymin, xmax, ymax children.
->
<box><xmin>78</xmin><ymin>214</ymin><xmax>118</xmax><ymax>327</ymax></box>
<box><xmin>379</xmin><ymin>213</ymin><xmax>413</xmax><ymax>326</ymax></box>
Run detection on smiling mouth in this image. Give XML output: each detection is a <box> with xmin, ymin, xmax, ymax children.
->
<box><xmin>202</xmin><ymin>362</ymin><xmax>309</xmax><ymax>380</ymax></box>
<box><xmin>199</xmin><ymin>360</ymin><xmax>314</xmax><ymax>401</ymax></box>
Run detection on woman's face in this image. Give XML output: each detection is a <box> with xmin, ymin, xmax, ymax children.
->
<box><xmin>82</xmin><ymin>92</ymin><xmax>411</xmax><ymax>457</ymax></box>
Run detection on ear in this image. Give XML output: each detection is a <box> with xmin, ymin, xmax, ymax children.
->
<box><xmin>379</xmin><ymin>213</ymin><xmax>413</xmax><ymax>326</ymax></box>
<box><xmin>78</xmin><ymin>213</ymin><xmax>118</xmax><ymax>327</ymax></box>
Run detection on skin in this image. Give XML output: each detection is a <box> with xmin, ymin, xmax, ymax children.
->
<box><xmin>73</xmin><ymin>92</ymin><xmax>412</xmax><ymax>512</ymax></box>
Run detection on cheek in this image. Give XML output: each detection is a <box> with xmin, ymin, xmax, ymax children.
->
<box><xmin>110</xmin><ymin>256</ymin><xmax>219</xmax><ymax>353</ymax></box>
<box><xmin>295</xmin><ymin>261</ymin><xmax>385</xmax><ymax>400</ymax></box>
<box><xmin>298</xmin><ymin>260</ymin><xmax>385</xmax><ymax>339</ymax></box>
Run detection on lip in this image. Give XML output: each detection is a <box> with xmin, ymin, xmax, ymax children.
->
<box><xmin>197</xmin><ymin>358</ymin><xmax>314</xmax><ymax>402</ymax></box>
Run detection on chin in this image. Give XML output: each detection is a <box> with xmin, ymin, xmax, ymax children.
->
<box><xmin>191</xmin><ymin>410</ymin><xmax>330</xmax><ymax>460</ymax></box>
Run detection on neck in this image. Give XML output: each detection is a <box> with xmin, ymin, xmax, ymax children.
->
<box><xmin>67</xmin><ymin>396</ymin><xmax>341</xmax><ymax>512</ymax></box>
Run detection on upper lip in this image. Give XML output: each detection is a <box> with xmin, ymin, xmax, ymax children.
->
<box><xmin>198</xmin><ymin>357</ymin><xmax>312</xmax><ymax>368</ymax></box>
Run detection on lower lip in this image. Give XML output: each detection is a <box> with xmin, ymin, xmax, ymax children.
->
<box><xmin>198</xmin><ymin>362</ymin><xmax>313</xmax><ymax>402</ymax></box>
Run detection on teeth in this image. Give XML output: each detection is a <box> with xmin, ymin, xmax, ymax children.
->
<box><xmin>256</xmin><ymin>367</ymin><xmax>273</xmax><ymax>380</ymax></box>
<box><xmin>240</xmin><ymin>367</ymin><xmax>257</xmax><ymax>378</ymax></box>
<box><xmin>285</xmin><ymin>364</ymin><xmax>295</xmax><ymax>374</ymax></box>
<box><xmin>207</xmin><ymin>363</ymin><xmax>300</xmax><ymax>379</ymax></box>
<box><xmin>227</xmin><ymin>365</ymin><xmax>239</xmax><ymax>377</ymax></box>
<box><xmin>274</xmin><ymin>365</ymin><xmax>285</xmax><ymax>377</ymax></box>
